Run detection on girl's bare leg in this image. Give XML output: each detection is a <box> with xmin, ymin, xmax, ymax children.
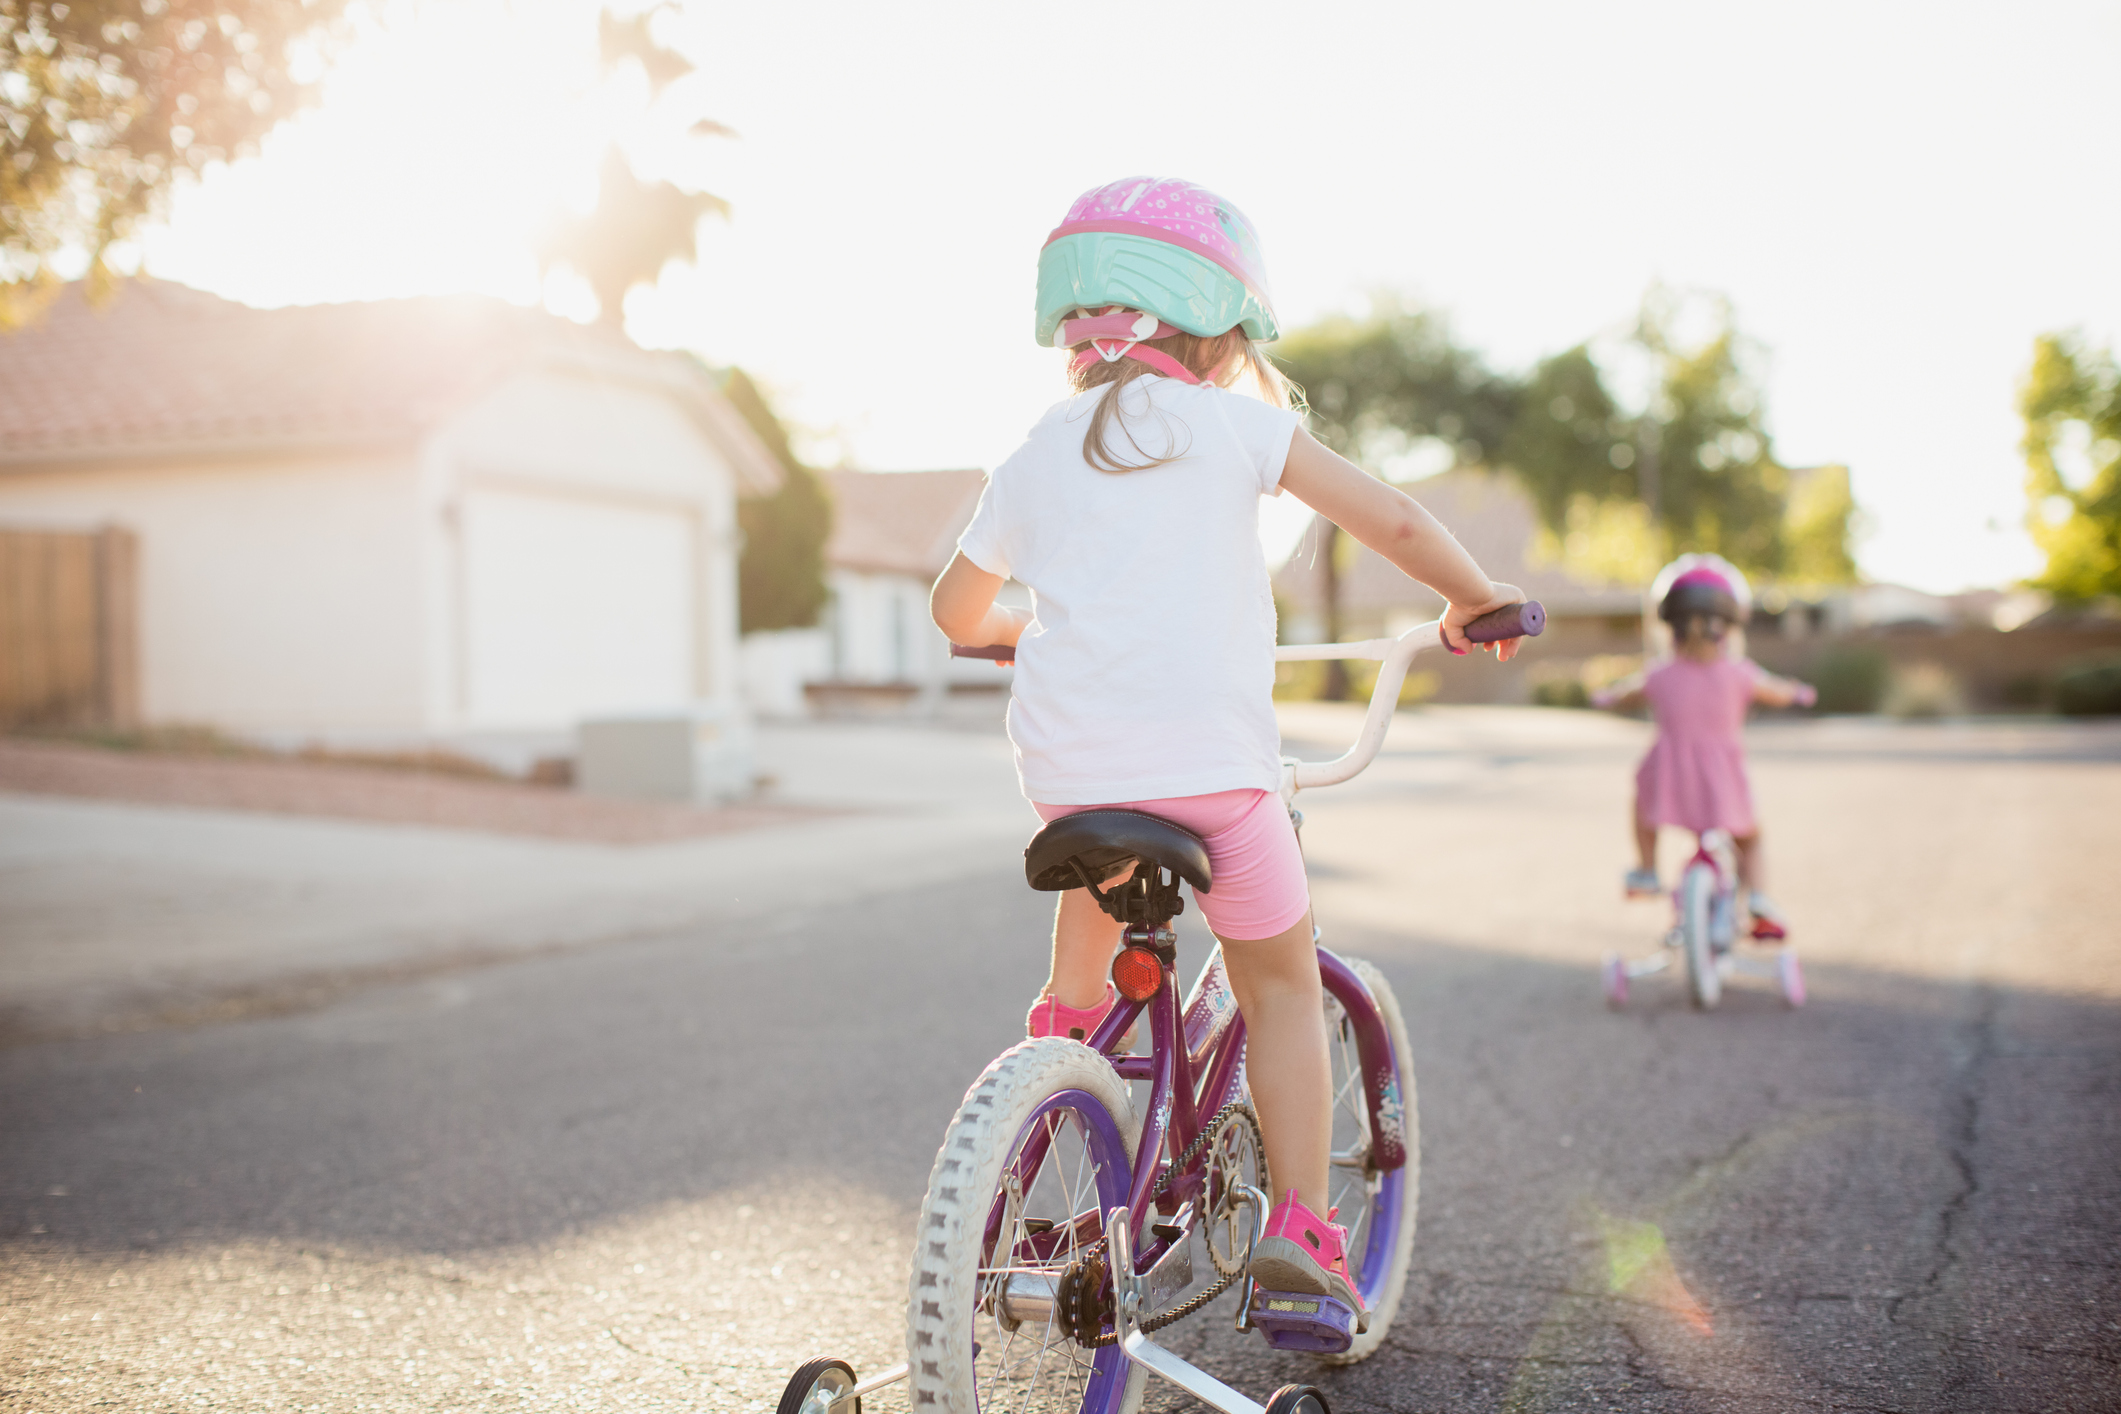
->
<box><xmin>1048</xmin><ymin>887</ymin><xmax>1122</xmax><ymax>1009</ymax></box>
<box><xmin>1733</xmin><ymin>830</ymin><xmax>1763</xmax><ymax>892</ymax></box>
<box><xmin>1633</xmin><ymin>802</ymin><xmax>1659</xmax><ymax>874</ymax></box>
<box><xmin>1220</xmin><ymin>912</ymin><xmax>1331</xmax><ymax>1215</ymax></box>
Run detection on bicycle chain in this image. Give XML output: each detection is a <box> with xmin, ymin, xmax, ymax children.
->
<box><xmin>1073</xmin><ymin>1099</ymin><xmax>1268</xmax><ymax>1346</ymax></box>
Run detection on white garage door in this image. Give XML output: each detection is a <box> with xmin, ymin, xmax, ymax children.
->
<box><xmin>462</xmin><ymin>489</ymin><xmax>696</xmax><ymax>728</ymax></box>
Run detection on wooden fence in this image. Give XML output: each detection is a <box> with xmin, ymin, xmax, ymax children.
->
<box><xmin>0</xmin><ymin>525</ymin><xmax>139</xmax><ymax>729</ymax></box>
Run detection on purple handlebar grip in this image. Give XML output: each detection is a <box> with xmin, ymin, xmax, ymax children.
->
<box><xmin>950</xmin><ymin>643</ymin><xmax>1015</xmax><ymax>661</ymax></box>
<box><xmin>1441</xmin><ymin>600</ymin><xmax>1545</xmax><ymax>648</ymax></box>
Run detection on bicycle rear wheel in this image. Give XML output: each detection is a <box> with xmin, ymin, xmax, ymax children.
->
<box><xmin>906</xmin><ymin>1038</ymin><xmax>1145</xmax><ymax>1414</ymax></box>
<box><xmin>1317</xmin><ymin>956</ymin><xmax>1418</xmax><ymax>1365</ymax></box>
<box><xmin>1679</xmin><ymin>864</ymin><xmax>1720</xmax><ymax>1009</ymax></box>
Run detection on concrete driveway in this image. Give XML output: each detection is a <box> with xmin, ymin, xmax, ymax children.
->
<box><xmin>2</xmin><ymin>709</ymin><xmax>2116</xmax><ymax>1412</ymax></box>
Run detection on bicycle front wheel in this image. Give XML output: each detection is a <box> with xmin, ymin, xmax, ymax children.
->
<box><xmin>1317</xmin><ymin>955</ymin><xmax>1419</xmax><ymax>1365</ymax></box>
<box><xmin>906</xmin><ymin>1038</ymin><xmax>1145</xmax><ymax>1414</ymax></box>
<box><xmin>1679</xmin><ymin>864</ymin><xmax>1720</xmax><ymax>1009</ymax></box>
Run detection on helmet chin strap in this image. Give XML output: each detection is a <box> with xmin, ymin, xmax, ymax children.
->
<box><xmin>1059</xmin><ymin>308</ymin><xmax>1205</xmax><ymax>386</ymax></box>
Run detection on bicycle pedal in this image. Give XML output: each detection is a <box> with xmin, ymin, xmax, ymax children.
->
<box><xmin>1245</xmin><ymin>1287</ymin><xmax>1356</xmax><ymax>1355</ymax></box>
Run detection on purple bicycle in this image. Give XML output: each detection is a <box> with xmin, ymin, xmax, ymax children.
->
<box><xmin>779</xmin><ymin>603</ymin><xmax>1542</xmax><ymax>1414</ymax></box>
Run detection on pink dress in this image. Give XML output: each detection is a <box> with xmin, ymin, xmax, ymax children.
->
<box><xmin>1635</xmin><ymin>657</ymin><xmax>1763</xmax><ymax>835</ymax></box>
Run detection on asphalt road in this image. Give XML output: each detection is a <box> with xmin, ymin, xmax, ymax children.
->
<box><xmin>4</xmin><ymin>710</ymin><xmax>2118</xmax><ymax>1413</ymax></box>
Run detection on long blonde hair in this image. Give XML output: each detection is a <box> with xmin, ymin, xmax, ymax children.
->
<box><xmin>1063</xmin><ymin>324</ymin><xmax>1300</xmax><ymax>473</ymax></box>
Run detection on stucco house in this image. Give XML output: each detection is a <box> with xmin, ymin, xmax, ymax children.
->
<box><xmin>740</xmin><ymin>467</ymin><xmax>1026</xmax><ymax>717</ymax></box>
<box><xmin>0</xmin><ymin>280</ymin><xmax>781</xmax><ymax>776</ymax></box>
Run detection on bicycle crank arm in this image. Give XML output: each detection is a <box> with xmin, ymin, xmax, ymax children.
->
<box><xmin>828</xmin><ymin>1361</ymin><xmax>909</xmax><ymax>1408</ymax></box>
<box><xmin>1109</xmin><ymin>1205</ymin><xmax>1269</xmax><ymax>1414</ymax></box>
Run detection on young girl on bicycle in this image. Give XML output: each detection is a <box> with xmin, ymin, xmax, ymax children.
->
<box><xmin>930</xmin><ymin>177</ymin><xmax>1523</xmax><ymax>1328</ymax></box>
<box><xmin>1594</xmin><ymin>555</ymin><xmax>1815</xmax><ymax>937</ymax></box>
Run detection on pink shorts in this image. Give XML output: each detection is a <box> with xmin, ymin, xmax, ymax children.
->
<box><xmin>1032</xmin><ymin>789</ymin><xmax>1310</xmax><ymax>942</ymax></box>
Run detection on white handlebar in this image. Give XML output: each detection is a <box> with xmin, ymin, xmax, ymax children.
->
<box><xmin>1274</xmin><ymin>618</ymin><xmax>1443</xmax><ymax>797</ymax></box>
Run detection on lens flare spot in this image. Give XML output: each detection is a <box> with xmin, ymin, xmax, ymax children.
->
<box><xmin>1600</xmin><ymin>1215</ymin><xmax>1714</xmax><ymax>1337</ymax></box>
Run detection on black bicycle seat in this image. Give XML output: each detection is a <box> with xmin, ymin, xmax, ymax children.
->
<box><xmin>1024</xmin><ymin>810</ymin><xmax>1212</xmax><ymax>895</ymax></box>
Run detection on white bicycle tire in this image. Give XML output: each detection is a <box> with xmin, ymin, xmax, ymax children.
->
<box><xmin>1680</xmin><ymin>864</ymin><xmax>1720</xmax><ymax>1009</ymax></box>
<box><xmin>906</xmin><ymin>1038</ymin><xmax>1146</xmax><ymax>1414</ymax></box>
<box><xmin>1316</xmin><ymin>956</ymin><xmax>1419</xmax><ymax>1366</ymax></box>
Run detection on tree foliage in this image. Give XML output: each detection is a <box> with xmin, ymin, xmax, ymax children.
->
<box><xmin>1632</xmin><ymin>292</ymin><xmax>1788</xmax><ymax>574</ymax></box>
<box><xmin>536</xmin><ymin>3</ymin><xmax>728</xmax><ymax>327</ymax></box>
<box><xmin>719</xmin><ymin>366</ymin><xmax>831</xmax><ymax>635</ymax></box>
<box><xmin>1273</xmin><ymin>289</ymin><xmax>1856</xmax><ymax>647</ymax></box>
<box><xmin>1781</xmin><ymin>462</ymin><xmax>1858</xmax><ymax>586</ymax></box>
<box><xmin>1502</xmin><ymin>289</ymin><xmax>1853</xmax><ymax>584</ymax></box>
<box><xmin>2020</xmin><ymin>332</ymin><xmax>2121</xmax><ymax>602</ymax></box>
<box><xmin>1</xmin><ymin>0</ymin><xmax>344</xmax><ymax>313</ymax></box>
<box><xmin>1498</xmin><ymin>344</ymin><xmax>1628</xmax><ymax>530</ymax></box>
<box><xmin>1275</xmin><ymin>298</ymin><xmax>1517</xmax><ymax>467</ymax></box>
<box><xmin>1271</xmin><ymin>300</ymin><xmax>1513</xmax><ymax>696</ymax></box>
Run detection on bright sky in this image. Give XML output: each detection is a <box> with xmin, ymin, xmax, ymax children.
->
<box><xmin>140</xmin><ymin>0</ymin><xmax>2120</xmax><ymax>594</ymax></box>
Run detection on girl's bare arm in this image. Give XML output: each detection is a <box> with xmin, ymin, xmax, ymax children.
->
<box><xmin>1279</xmin><ymin>428</ymin><xmax>1526</xmax><ymax>659</ymax></box>
<box><xmin>1750</xmin><ymin>667</ymin><xmax>1816</xmax><ymax>709</ymax></box>
<box><xmin>1592</xmin><ymin>674</ymin><xmax>1648</xmax><ymax>711</ymax></box>
<box><xmin>931</xmin><ymin>554</ymin><xmax>1029</xmax><ymax>648</ymax></box>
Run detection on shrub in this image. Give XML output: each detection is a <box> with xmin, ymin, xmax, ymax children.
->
<box><xmin>1998</xmin><ymin>673</ymin><xmax>2048</xmax><ymax>709</ymax></box>
<box><xmin>2054</xmin><ymin>653</ymin><xmax>2121</xmax><ymax>716</ymax></box>
<box><xmin>1810</xmin><ymin>645</ymin><xmax>1890</xmax><ymax>713</ymax></box>
<box><xmin>1530</xmin><ymin>676</ymin><xmax>1591</xmax><ymax>708</ymax></box>
<box><xmin>1882</xmin><ymin>663</ymin><xmax>1965</xmax><ymax>720</ymax></box>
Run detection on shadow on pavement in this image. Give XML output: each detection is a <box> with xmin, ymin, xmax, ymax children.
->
<box><xmin>4</xmin><ymin>868</ymin><xmax>2116</xmax><ymax>1411</ymax></box>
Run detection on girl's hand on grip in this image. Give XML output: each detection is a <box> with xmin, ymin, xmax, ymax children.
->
<box><xmin>1443</xmin><ymin>584</ymin><xmax>1527</xmax><ymax>661</ymax></box>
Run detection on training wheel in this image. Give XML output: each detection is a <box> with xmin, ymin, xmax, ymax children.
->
<box><xmin>778</xmin><ymin>1357</ymin><xmax>858</xmax><ymax>1414</ymax></box>
<box><xmin>1265</xmin><ymin>1384</ymin><xmax>1331</xmax><ymax>1414</ymax></box>
<box><xmin>1600</xmin><ymin>952</ymin><xmax>1629</xmax><ymax>1009</ymax></box>
<box><xmin>1778</xmin><ymin>950</ymin><xmax>1807</xmax><ymax>1009</ymax></box>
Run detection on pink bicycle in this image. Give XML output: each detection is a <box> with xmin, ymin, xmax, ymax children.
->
<box><xmin>1601</xmin><ymin>829</ymin><xmax>1804</xmax><ymax>1010</ymax></box>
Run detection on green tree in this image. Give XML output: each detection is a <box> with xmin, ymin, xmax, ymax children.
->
<box><xmin>1501</xmin><ymin>288</ymin><xmax>1853</xmax><ymax>584</ymax></box>
<box><xmin>1498</xmin><ymin>344</ymin><xmax>1628</xmax><ymax>532</ymax></box>
<box><xmin>1781</xmin><ymin>463</ymin><xmax>1858</xmax><ymax>586</ymax></box>
<box><xmin>536</xmin><ymin>5</ymin><xmax>729</xmax><ymax>328</ymax></box>
<box><xmin>1272</xmin><ymin>298</ymin><xmax>1517</xmax><ymax>696</ymax></box>
<box><xmin>718</xmin><ymin>366</ymin><xmax>832</xmax><ymax>634</ymax></box>
<box><xmin>2020</xmin><ymin>332</ymin><xmax>2121</xmax><ymax>602</ymax></box>
<box><xmin>1637</xmin><ymin>292</ymin><xmax>1788</xmax><ymax>575</ymax></box>
<box><xmin>1</xmin><ymin>0</ymin><xmax>346</xmax><ymax>317</ymax></box>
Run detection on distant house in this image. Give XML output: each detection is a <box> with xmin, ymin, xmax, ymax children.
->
<box><xmin>1274</xmin><ymin>466</ymin><xmax>1643</xmax><ymax>702</ymax></box>
<box><xmin>740</xmin><ymin>468</ymin><xmax>1026</xmax><ymax>716</ymax></box>
<box><xmin>0</xmin><ymin>280</ymin><xmax>782</xmax><ymax>777</ymax></box>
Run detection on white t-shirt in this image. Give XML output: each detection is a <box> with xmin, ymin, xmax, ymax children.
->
<box><xmin>957</xmin><ymin>374</ymin><xmax>1301</xmax><ymax>805</ymax></box>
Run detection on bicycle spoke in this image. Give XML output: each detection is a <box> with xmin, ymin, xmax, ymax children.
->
<box><xmin>973</xmin><ymin>1103</ymin><xmax>1114</xmax><ymax>1414</ymax></box>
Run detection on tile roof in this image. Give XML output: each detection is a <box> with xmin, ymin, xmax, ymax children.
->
<box><xmin>1275</xmin><ymin>466</ymin><xmax>1642</xmax><ymax>620</ymax></box>
<box><xmin>823</xmin><ymin>468</ymin><xmax>987</xmax><ymax>579</ymax></box>
<box><xmin>0</xmin><ymin>279</ymin><xmax>782</xmax><ymax>494</ymax></box>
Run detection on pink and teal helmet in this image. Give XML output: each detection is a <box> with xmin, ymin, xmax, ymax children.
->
<box><xmin>1034</xmin><ymin>177</ymin><xmax>1280</xmax><ymax>348</ymax></box>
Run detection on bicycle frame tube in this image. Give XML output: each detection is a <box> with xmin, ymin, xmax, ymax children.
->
<box><xmin>1121</xmin><ymin>972</ymin><xmax>1197</xmax><ymax>1240</ymax></box>
<box><xmin>1319</xmin><ymin>947</ymin><xmax>1408</xmax><ymax>1172</ymax></box>
<box><xmin>1086</xmin><ymin>944</ymin><xmax>1406</xmax><ymax>1267</ymax></box>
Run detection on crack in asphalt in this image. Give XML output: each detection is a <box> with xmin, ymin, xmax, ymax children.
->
<box><xmin>1887</xmin><ymin>984</ymin><xmax>1998</xmax><ymax>1331</ymax></box>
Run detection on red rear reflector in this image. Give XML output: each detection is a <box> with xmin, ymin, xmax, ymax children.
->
<box><xmin>1111</xmin><ymin>947</ymin><xmax>1162</xmax><ymax>1002</ymax></box>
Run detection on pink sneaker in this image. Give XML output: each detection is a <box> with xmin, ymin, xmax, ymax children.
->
<box><xmin>1027</xmin><ymin>984</ymin><xmax>1133</xmax><ymax>1048</ymax></box>
<box><xmin>1247</xmin><ymin>1190</ymin><xmax>1367</xmax><ymax>1332</ymax></box>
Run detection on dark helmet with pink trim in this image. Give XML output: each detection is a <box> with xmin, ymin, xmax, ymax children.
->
<box><xmin>1653</xmin><ymin>554</ymin><xmax>1751</xmax><ymax>629</ymax></box>
<box><xmin>1034</xmin><ymin>177</ymin><xmax>1280</xmax><ymax>349</ymax></box>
